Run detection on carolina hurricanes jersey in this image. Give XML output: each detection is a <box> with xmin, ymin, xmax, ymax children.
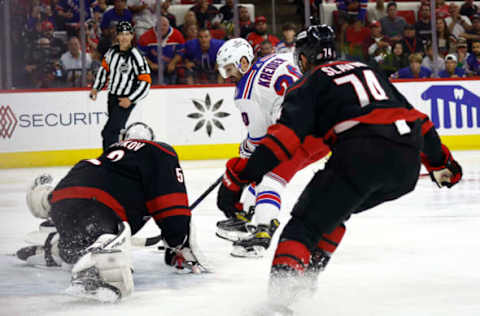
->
<box><xmin>234</xmin><ymin>53</ymin><xmax>302</xmax><ymax>157</ymax></box>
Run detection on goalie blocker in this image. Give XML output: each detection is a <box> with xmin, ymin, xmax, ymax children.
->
<box><xmin>16</xmin><ymin>123</ymin><xmax>205</xmax><ymax>302</ymax></box>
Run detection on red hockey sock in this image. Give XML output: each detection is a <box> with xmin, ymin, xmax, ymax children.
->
<box><xmin>317</xmin><ymin>223</ymin><xmax>346</xmax><ymax>254</ymax></box>
<box><xmin>272</xmin><ymin>240</ymin><xmax>311</xmax><ymax>273</ymax></box>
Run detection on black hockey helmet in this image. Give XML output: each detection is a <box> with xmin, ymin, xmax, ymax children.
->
<box><xmin>294</xmin><ymin>24</ymin><xmax>337</xmax><ymax>73</ymax></box>
<box><xmin>117</xmin><ymin>21</ymin><xmax>134</xmax><ymax>34</ymax></box>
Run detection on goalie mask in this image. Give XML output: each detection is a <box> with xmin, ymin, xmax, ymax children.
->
<box><xmin>119</xmin><ymin>122</ymin><xmax>155</xmax><ymax>141</ymax></box>
<box><xmin>216</xmin><ymin>38</ymin><xmax>254</xmax><ymax>79</ymax></box>
<box><xmin>294</xmin><ymin>24</ymin><xmax>337</xmax><ymax>73</ymax></box>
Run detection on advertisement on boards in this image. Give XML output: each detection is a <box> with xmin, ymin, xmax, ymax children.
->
<box><xmin>1</xmin><ymin>80</ymin><xmax>479</xmax><ymax>155</ymax></box>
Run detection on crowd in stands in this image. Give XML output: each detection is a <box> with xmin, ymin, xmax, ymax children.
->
<box><xmin>9</xmin><ymin>0</ymin><xmax>480</xmax><ymax>89</ymax></box>
<box><xmin>335</xmin><ymin>0</ymin><xmax>480</xmax><ymax>78</ymax></box>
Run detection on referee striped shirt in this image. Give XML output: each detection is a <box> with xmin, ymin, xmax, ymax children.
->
<box><xmin>93</xmin><ymin>45</ymin><xmax>152</xmax><ymax>103</ymax></box>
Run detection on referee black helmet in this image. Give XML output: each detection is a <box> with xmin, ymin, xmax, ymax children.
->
<box><xmin>117</xmin><ymin>21</ymin><xmax>134</xmax><ymax>34</ymax></box>
<box><xmin>294</xmin><ymin>24</ymin><xmax>337</xmax><ymax>73</ymax></box>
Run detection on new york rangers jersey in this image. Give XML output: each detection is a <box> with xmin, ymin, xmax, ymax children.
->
<box><xmin>234</xmin><ymin>53</ymin><xmax>302</xmax><ymax>157</ymax></box>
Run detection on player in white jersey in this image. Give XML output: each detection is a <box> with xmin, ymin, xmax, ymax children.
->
<box><xmin>215</xmin><ymin>38</ymin><xmax>334</xmax><ymax>258</ymax></box>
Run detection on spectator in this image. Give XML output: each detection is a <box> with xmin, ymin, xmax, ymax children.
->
<box><xmin>465</xmin><ymin>39</ymin><xmax>480</xmax><ymax>76</ymax></box>
<box><xmin>445</xmin><ymin>3</ymin><xmax>472</xmax><ymax>39</ymax></box>
<box><xmin>436</xmin><ymin>18</ymin><xmax>455</xmax><ymax>57</ymax></box>
<box><xmin>259</xmin><ymin>40</ymin><xmax>274</xmax><ymax>57</ymax></box>
<box><xmin>219</xmin><ymin>0</ymin><xmax>234</xmax><ymax>23</ymax></box>
<box><xmin>179</xmin><ymin>11</ymin><xmax>199</xmax><ymax>36</ymax></box>
<box><xmin>127</xmin><ymin>0</ymin><xmax>157</xmax><ymax>38</ymax></box>
<box><xmin>161</xmin><ymin>0</ymin><xmax>177</xmax><ymax>28</ymax></box>
<box><xmin>239</xmin><ymin>5</ymin><xmax>254</xmax><ymax>38</ymax></box>
<box><xmin>41</xmin><ymin>21</ymin><xmax>66</xmax><ymax>59</ymax></box>
<box><xmin>422</xmin><ymin>41</ymin><xmax>446</xmax><ymax>74</ymax></box>
<box><xmin>454</xmin><ymin>37</ymin><xmax>470</xmax><ymax>68</ymax></box>
<box><xmin>26</xmin><ymin>5</ymin><xmax>43</xmax><ymax>36</ymax></box>
<box><xmin>401</xmin><ymin>24</ymin><xmax>424</xmax><ymax>56</ymax></box>
<box><xmin>60</xmin><ymin>36</ymin><xmax>93</xmax><ymax>86</ymax></box>
<box><xmin>209</xmin><ymin>14</ymin><xmax>228</xmax><ymax>40</ymax></box>
<box><xmin>184</xmin><ymin>23</ymin><xmax>199</xmax><ymax>42</ymax></box>
<box><xmin>57</xmin><ymin>0</ymin><xmax>95</xmax><ymax>35</ymax></box>
<box><xmin>97</xmin><ymin>21</ymin><xmax>118</xmax><ymax>59</ymax></box>
<box><xmin>380</xmin><ymin>2</ymin><xmax>406</xmax><ymax>42</ymax></box>
<box><xmin>337</xmin><ymin>0</ymin><xmax>368</xmax><ymax>24</ymax></box>
<box><xmin>367</xmin><ymin>0</ymin><xmax>387</xmax><ymax>23</ymax></box>
<box><xmin>460</xmin><ymin>0</ymin><xmax>479</xmax><ymax>19</ymax></box>
<box><xmin>392</xmin><ymin>53</ymin><xmax>431</xmax><ymax>78</ymax></box>
<box><xmin>439</xmin><ymin>54</ymin><xmax>466</xmax><ymax>77</ymax></box>
<box><xmin>275</xmin><ymin>22</ymin><xmax>297</xmax><ymax>54</ymax></box>
<box><xmin>24</xmin><ymin>37</ymin><xmax>62</xmax><ymax>88</ymax></box>
<box><xmin>435</xmin><ymin>0</ymin><xmax>450</xmax><ymax>19</ymax></box>
<box><xmin>380</xmin><ymin>41</ymin><xmax>409</xmax><ymax>77</ymax></box>
<box><xmin>101</xmin><ymin>0</ymin><xmax>133</xmax><ymax>33</ymax></box>
<box><xmin>138</xmin><ymin>16</ymin><xmax>185</xmax><ymax>84</ymax></box>
<box><xmin>184</xmin><ymin>28</ymin><xmax>223</xmax><ymax>84</ymax></box>
<box><xmin>460</xmin><ymin>14</ymin><xmax>480</xmax><ymax>51</ymax></box>
<box><xmin>93</xmin><ymin>0</ymin><xmax>108</xmax><ymax>15</ymax></box>
<box><xmin>344</xmin><ymin>18</ymin><xmax>370</xmax><ymax>60</ymax></box>
<box><xmin>86</xmin><ymin>14</ymin><xmax>102</xmax><ymax>56</ymax></box>
<box><xmin>362</xmin><ymin>20</ymin><xmax>391</xmax><ymax>63</ymax></box>
<box><xmin>190</xmin><ymin>0</ymin><xmax>219</xmax><ymax>29</ymax></box>
<box><xmin>247</xmin><ymin>16</ymin><xmax>280</xmax><ymax>55</ymax></box>
<box><xmin>415</xmin><ymin>4</ymin><xmax>432</xmax><ymax>43</ymax></box>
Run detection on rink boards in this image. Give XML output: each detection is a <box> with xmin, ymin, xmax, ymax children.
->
<box><xmin>1</xmin><ymin>78</ymin><xmax>479</xmax><ymax>168</ymax></box>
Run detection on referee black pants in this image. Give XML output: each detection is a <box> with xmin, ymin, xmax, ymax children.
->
<box><xmin>101</xmin><ymin>94</ymin><xmax>135</xmax><ymax>150</ymax></box>
<box><xmin>280</xmin><ymin>124</ymin><xmax>422</xmax><ymax>250</ymax></box>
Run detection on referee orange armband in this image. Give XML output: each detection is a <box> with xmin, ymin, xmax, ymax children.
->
<box><xmin>138</xmin><ymin>74</ymin><xmax>152</xmax><ymax>84</ymax></box>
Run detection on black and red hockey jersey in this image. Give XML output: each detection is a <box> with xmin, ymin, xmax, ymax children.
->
<box><xmin>50</xmin><ymin>140</ymin><xmax>190</xmax><ymax>235</ymax></box>
<box><xmin>242</xmin><ymin>59</ymin><xmax>443</xmax><ymax>182</ymax></box>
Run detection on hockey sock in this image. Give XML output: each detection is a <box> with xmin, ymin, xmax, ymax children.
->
<box><xmin>317</xmin><ymin>223</ymin><xmax>346</xmax><ymax>254</ymax></box>
<box><xmin>271</xmin><ymin>240</ymin><xmax>311</xmax><ymax>276</ymax></box>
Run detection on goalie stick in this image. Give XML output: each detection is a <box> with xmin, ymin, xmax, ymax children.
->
<box><xmin>131</xmin><ymin>174</ymin><xmax>223</xmax><ymax>247</ymax></box>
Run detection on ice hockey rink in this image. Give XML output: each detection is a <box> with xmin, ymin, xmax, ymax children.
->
<box><xmin>0</xmin><ymin>151</ymin><xmax>479</xmax><ymax>316</ymax></box>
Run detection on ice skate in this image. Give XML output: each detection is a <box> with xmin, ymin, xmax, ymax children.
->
<box><xmin>230</xmin><ymin>219</ymin><xmax>279</xmax><ymax>258</ymax></box>
<box><xmin>216</xmin><ymin>208</ymin><xmax>255</xmax><ymax>242</ymax></box>
<box><xmin>303</xmin><ymin>248</ymin><xmax>331</xmax><ymax>295</ymax></box>
<box><xmin>67</xmin><ymin>266</ymin><xmax>122</xmax><ymax>303</ymax></box>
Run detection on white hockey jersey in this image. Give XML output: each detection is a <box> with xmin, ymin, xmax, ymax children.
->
<box><xmin>234</xmin><ymin>53</ymin><xmax>302</xmax><ymax>157</ymax></box>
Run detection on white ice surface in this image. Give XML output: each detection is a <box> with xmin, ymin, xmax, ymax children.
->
<box><xmin>0</xmin><ymin>152</ymin><xmax>479</xmax><ymax>316</ymax></box>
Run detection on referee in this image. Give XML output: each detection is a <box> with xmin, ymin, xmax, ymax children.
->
<box><xmin>90</xmin><ymin>21</ymin><xmax>152</xmax><ymax>150</ymax></box>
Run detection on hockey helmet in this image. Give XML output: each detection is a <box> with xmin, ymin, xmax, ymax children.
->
<box><xmin>119</xmin><ymin>122</ymin><xmax>155</xmax><ymax>141</ymax></box>
<box><xmin>294</xmin><ymin>24</ymin><xmax>337</xmax><ymax>73</ymax></box>
<box><xmin>216</xmin><ymin>38</ymin><xmax>254</xmax><ymax>79</ymax></box>
<box><xmin>117</xmin><ymin>21</ymin><xmax>134</xmax><ymax>34</ymax></box>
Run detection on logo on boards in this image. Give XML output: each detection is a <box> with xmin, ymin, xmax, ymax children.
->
<box><xmin>421</xmin><ymin>85</ymin><xmax>480</xmax><ymax>129</ymax></box>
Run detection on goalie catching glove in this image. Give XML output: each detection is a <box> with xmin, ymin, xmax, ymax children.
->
<box><xmin>217</xmin><ymin>157</ymin><xmax>250</xmax><ymax>218</ymax></box>
<box><xmin>421</xmin><ymin>144</ymin><xmax>462</xmax><ymax>188</ymax></box>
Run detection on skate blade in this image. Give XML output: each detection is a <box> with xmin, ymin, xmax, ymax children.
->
<box><xmin>215</xmin><ymin>229</ymin><xmax>251</xmax><ymax>242</ymax></box>
<box><xmin>65</xmin><ymin>284</ymin><xmax>120</xmax><ymax>303</ymax></box>
<box><xmin>230</xmin><ymin>245</ymin><xmax>266</xmax><ymax>258</ymax></box>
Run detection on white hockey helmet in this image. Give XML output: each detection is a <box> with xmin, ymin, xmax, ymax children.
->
<box><xmin>119</xmin><ymin>122</ymin><xmax>155</xmax><ymax>141</ymax></box>
<box><xmin>216</xmin><ymin>37</ymin><xmax>255</xmax><ymax>79</ymax></box>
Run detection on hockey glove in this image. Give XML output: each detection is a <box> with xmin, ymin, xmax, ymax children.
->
<box><xmin>217</xmin><ymin>157</ymin><xmax>249</xmax><ymax>218</ymax></box>
<box><xmin>421</xmin><ymin>144</ymin><xmax>462</xmax><ymax>188</ymax></box>
<box><xmin>164</xmin><ymin>246</ymin><xmax>207</xmax><ymax>274</ymax></box>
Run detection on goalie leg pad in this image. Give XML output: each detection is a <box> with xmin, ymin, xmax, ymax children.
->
<box><xmin>68</xmin><ymin>222</ymin><xmax>133</xmax><ymax>302</ymax></box>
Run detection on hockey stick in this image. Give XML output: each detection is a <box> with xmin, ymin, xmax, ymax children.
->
<box><xmin>132</xmin><ymin>174</ymin><xmax>223</xmax><ymax>247</ymax></box>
